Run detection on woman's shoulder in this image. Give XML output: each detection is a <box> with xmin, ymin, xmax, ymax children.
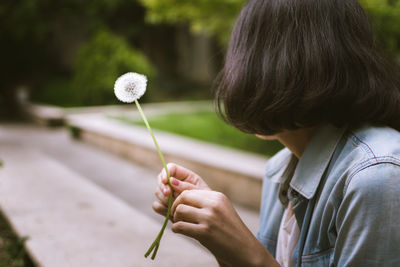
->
<box><xmin>343</xmin><ymin>125</ymin><xmax>400</xmax><ymax>166</ymax></box>
<box><xmin>335</xmin><ymin>125</ymin><xmax>400</xmax><ymax>192</ymax></box>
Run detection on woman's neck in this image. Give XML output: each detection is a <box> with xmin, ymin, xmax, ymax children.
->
<box><xmin>276</xmin><ymin>127</ymin><xmax>319</xmax><ymax>159</ymax></box>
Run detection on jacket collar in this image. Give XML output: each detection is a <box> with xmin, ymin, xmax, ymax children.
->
<box><xmin>265</xmin><ymin>124</ymin><xmax>346</xmax><ymax>199</ymax></box>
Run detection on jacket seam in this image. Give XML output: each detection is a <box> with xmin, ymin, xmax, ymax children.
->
<box><xmin>257</xmin><ymin>235</ymin><xmax>277</xmax><ymax>245</ymax></box>
<box><xmin>343</xmin><ymin>158</ymin><xmax>400</xmax><ymax>196</ymax></box>
<box><xmin>350</xmin><ymin>132</ymin><xmax>379</xmax><ymax>163</ymax></box>
<box><xmin>301</xmin><ymin>247</ymin><xmax>334</xmax><ymax>262</ymax></box>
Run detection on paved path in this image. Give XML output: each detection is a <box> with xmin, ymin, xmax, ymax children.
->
<box><xmin>0</xmin><ymin>123</ymin><xmax>260</xmax><ymax>266</ymax></box>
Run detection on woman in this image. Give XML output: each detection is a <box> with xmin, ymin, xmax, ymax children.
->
<box><xmin>153</xmin><ymin>0</ymin><xmax>400</xmax><ymax>266</ymax></box>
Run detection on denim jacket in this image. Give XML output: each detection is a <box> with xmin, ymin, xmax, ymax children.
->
<box><xmin>256</xmin><ymin>124</ymin><xmax>400</xmax><ymax>266</ymax></box>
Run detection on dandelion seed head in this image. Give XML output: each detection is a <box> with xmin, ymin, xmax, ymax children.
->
<box><xmin>114</xmin><ymin>72</ymin><xmax>147</xmax><ymax>103</ymax></box>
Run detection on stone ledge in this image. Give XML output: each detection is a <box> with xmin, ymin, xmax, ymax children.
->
<box><xmin>25</xmin><ymin>103</ymin><xmax>65</xmax><ymax>127</ymax></box>
<box><xmin>68</xmin><ymin>113</ymin><xmax>268</xmax><ymax>209</ymax></box>
<box><xmin>24</xmin><ymin>101</ymin><xmax>213</xmax><ymax>127</ymax></box>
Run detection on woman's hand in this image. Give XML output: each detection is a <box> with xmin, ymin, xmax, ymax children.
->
<box><xmin>170</xmin><ymin>190</ymin><xmax>278</xmax><ymax>267</ymax></box>
<box><xmin>152</xmin><ymin>163</ymin><xmax>210</xmax><ymax>217</ymax></box>
<box><xmin>152</xmin><ymin>163</ymin><xmax>277</xmax><ymax>266</ymax></box>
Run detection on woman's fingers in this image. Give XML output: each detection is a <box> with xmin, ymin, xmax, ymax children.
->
<box><xmin>170</xmin><ymin>177</ymin><xmax>197</xmax><ymax>195</ymax></box>
<box><xmin>162</xmin><ymin>163</ymin><xmax>202</xmax><ymax>185</ymax></box>
<box><xmin>154</xmin><ymin>164</ymin><xmax>213</xmax><ymax>228</ymax></box>
<box><xmin>157</xmin><ymin>175</ymin><xmax>197</xmax><ymax>199</ymax></box>
<box><xmin>171</xmin><ymin>221</ymin><xmax>206</xmax><ymax>239</ymax></box>
<box><xmin>156</xmin><ymin>171</ymin><xmax>200</xmax><ymax>211</ymax></box>
<box><xmin>158</xmin><ymin>172</ymin><xmax>168</xmax><ymax>185</ymax></box>
<box><xmin>152</xmin><ymin>201</ymin><xmax>174</xmax><ymax>221</ymax></box>
<box><xmin>173</xmin><ymin>204</ymin><xmax>203</xmax><ymax>224</ymax></box>
<box><xmin>158</xmin><ymin>163</ymin><xmax>210</xmax><ymax>196</ymax></box>
<box><xmin>152</xmin><ymin>201</ymin><xmax>167</xmax><ymax>216</ymax></box>
<box><xmin>157</xmin><ymin>180</ymin><xmax>170</xmax><ymax>197</ymax></box>
<box><xmin>155</xmin><ymin>186</ymin><xmax>169</xmax><ymax>206</ymax></box>
<box><xmin>157</xmin><ymin>171</ymin><xmax>167</xmax><ymax>185</ymax></box>
<box><xmin>164</xmin><ymin>163</ymin><xmax>193</xmax><ymax>181</ymax></box>
<box><xmin>157</xmin><ymin>173</ymin><xmax>170</xmax><ymax>194</ymax></box>
<box><xmin>171</xmin><ymin>190</ymin><xmax>210</xmax><ymax>216</ymax></box>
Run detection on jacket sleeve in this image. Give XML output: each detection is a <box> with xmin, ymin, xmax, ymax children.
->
<box><xmin>334</xmin><ymin>163</ymin><xmax>400</xmax><ymax>267</ymax></box>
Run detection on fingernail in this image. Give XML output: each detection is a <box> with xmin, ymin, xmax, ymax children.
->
<box><xmin>171</xmin><ymin>178</ymin><xmax>179</xmax><ymax>186</ymax></box>
<box><xmin>163</xmin><ymin>187</ymin><xmax>167</xmax><ymax>194</ymax></box>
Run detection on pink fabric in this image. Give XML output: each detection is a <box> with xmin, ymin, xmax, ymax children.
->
<box><xmin>276</xmin><ymin>201</ymin><xmax>300</xmax><ymax>267</ymax></box>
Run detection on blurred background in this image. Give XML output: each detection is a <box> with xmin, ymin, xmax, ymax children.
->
<box><xmin>1</xmin><ymin>0</ymin><xmax>399</xmax><ymax>119</ymax></box>
<box><xmin>0</xmin><ymin>0</ymin><xmax>399</xmax><ymax>266</ymax></box>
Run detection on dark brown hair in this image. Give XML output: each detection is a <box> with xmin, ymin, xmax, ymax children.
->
<box><xmin>215</xmin><ymin>0</ymin><xmax>400</xmax><ymax>135</ymax></box>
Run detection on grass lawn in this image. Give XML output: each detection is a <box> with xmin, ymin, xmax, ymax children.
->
<box><xmin>0</xmin><ymin>211</ymin><xmax>33</xmax><ymax>267</ymax></box>
<box><xmin>117</xmin><ymin>111</ymin><xmax>283</xmax><ymax>157</ymax></box>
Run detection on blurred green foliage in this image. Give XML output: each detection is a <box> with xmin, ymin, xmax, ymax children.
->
<box><xmin>139</xmin><ymin>0</ymin><xmax>243</xmax><ymax>45</ymax></box>
<box><xmin>360</xmin><ymin>0</ymin><xmax>400</xmax><ymax>58</ymax></box>
<box><xmin>71</xmin><ymin>29</ymin><xmax>155</xmax><ymax>106</ymax></box>
<box><xmin>0</xmin><ymin>0</ymin><xmax>121</xmax><ymax>114</ymax></box>
<box><xmin>1</xmin><ymin>0</ymin><xmax>399</xmax><ymax>114</ymax></box>
<box><xmin>33</xmin><ymin>29</ymin><xmax>155</xmax><ymax>107</ymax></box>
<box><xmin>0</xmin><ymin>211</ymin><xmax>33</xmax><ymax>267</ymax></box>
<box><xmin>141</xmin><ymin>0</ymin><xmax>400</xmax><ymax>58</ymax></box>
<box><xmin>0</xmin><ymin>0</ymin><xmax>155</xmax><ymax>111</ymax></box>
<box><xmin>0</xmin><ymin>0</ymin><xmax>125</xmax><ymax>83</ymax></box>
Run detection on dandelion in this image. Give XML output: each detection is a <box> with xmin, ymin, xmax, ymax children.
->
<box><xmin>114</xmin><ymin>72</ymin><xmax>173</xmax><ymax>260</ymax></box>
<box><xmin>114</xmin><ymin>72</ymin><xmax>147</xmax><ymax>103</ymax></box>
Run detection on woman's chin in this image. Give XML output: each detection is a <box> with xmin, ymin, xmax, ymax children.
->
<box><xmin>255</xmin><ymin>134</ymin><xmax>277</xmax><ymax>141</ymax></box>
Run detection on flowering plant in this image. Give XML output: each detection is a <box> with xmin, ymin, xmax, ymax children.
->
<box><xmin>114</xmin><ymin>72</ymin><xmax>173</xmax><ymax>260</ymax></box>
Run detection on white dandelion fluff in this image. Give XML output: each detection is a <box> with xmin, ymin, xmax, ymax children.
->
<box><xmin>114</xmin><ymin>72</ymin><xmax>147</xmax><ymax>103</ymax></box>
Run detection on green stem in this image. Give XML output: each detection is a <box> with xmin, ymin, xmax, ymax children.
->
<box><xmin>135</xmin><ymin>100</ymin><xmax>173</xmax><ymax>260</ymax></box>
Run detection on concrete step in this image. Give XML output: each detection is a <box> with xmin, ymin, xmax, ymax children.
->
<box><xmin>0</xmin><ymin>145</ymin><xmax>217</xmax><ymax>267</ymax></box>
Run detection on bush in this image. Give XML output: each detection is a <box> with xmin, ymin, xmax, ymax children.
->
<box><xmin>360</xmin><ymin>0</ymin><xmax>400</xmax><ymax>60</ymax></box>
<box><xmin>69</xmin><ymin>29</ymin><xmax>156</xmax><ymax>106</ymax></box>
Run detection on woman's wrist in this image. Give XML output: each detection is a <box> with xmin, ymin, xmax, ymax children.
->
<box><xmin>248</xmin><ymin>238</ymin><xmax>280</xmax><ymax>267</ymax></box>
<box><xmin>215</xmin><ymin>240</ymin><xmax>277</xmax><ymax>267</ymax></box>
<box><xmin>228</xmin><ymin>221</ymin><xmax>279</xmax><ymax>267</ymax></box>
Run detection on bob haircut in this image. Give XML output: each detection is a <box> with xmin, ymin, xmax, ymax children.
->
<box><xmin>216</xmin><ymin>0</ymin><xmax>400</xmax><ymax>135</ymax></box>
